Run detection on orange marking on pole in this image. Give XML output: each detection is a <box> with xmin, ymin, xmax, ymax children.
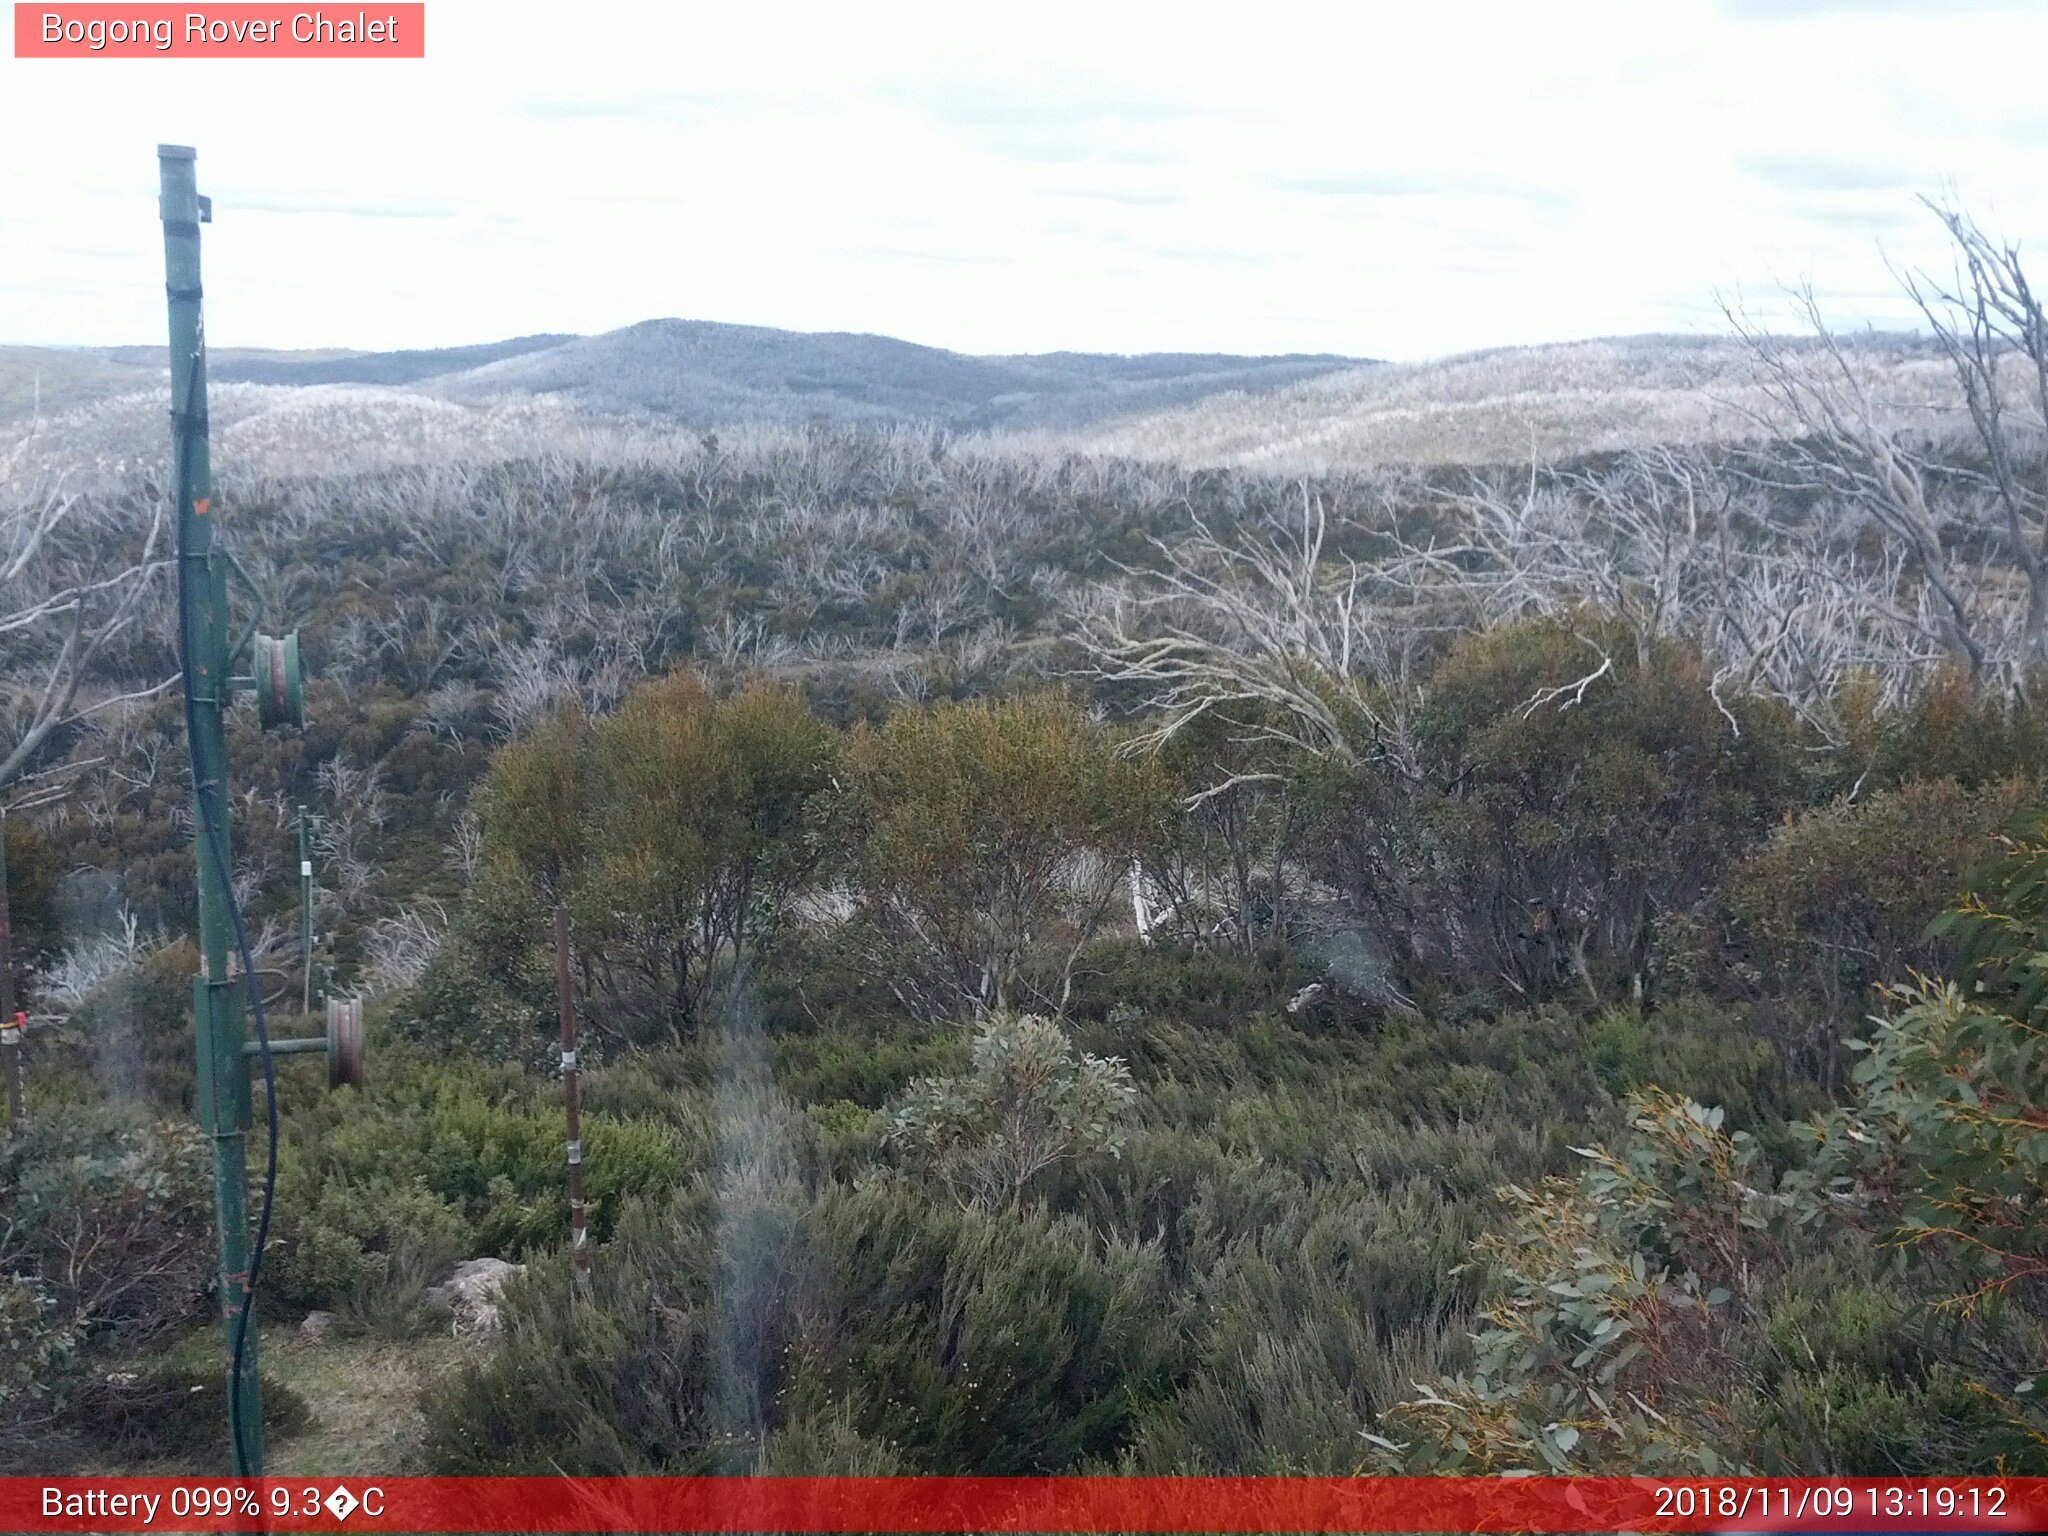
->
<box><xmin>193</xmin><ymin>497</ymin><xmax>210</xmax><ymax>516</ymax></box>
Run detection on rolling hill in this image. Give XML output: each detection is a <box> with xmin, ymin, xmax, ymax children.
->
<box><xmin>426</xmin><ymin>318</ymin><xmax>1364</xmax><ymax>430</ymax></box>
<box><xmin>0</xmin><ymin>326</ymin><xmax>1970</xmax><ymax>483</ymax></box>
<box><xmin>0</xmin><ymin>323</ymin><xmax>1366</xmax><ymax>437</ymax></box>
<box><xmin>1029</xmin><ymin>333</ymin><xmax>1965</xmax><ymax>471</ymax></box>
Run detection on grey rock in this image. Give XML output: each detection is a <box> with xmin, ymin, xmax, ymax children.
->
<box><xmin>427</xmin><ymin>1257</ymin><xmax>527</xmax><ymax>1336</ymax></box>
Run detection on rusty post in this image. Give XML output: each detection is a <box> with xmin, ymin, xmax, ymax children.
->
<box><xmin>552</xmin><ymin>905</ymin><xmax>592</xmax><ymax>1296</ymax></box>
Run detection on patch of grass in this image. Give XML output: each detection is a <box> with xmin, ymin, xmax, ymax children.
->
<box><xmin>65</xmin><ymin>1325</ymin><xmax>467</xmax><ymax>1476</ymax></box>
<box><xmin>263</xmin><ymin>1327</ymin><xmax>470</xmax><ymax>1477</ymax></box>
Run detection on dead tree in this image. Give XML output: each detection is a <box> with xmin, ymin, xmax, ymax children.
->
<box><xmin>1725</xmin><ymin>285</ymin><xmax>1997</xmax><ymax>686</ymax></box>
<box><xmin>0</xmin><ymin>480</ymin><xmax>174</xmax><ymax>795</ymax></box>
<box><xmin>1390</xmin><ymin>449</ymin><xmax>1942</xmax><ymax>743</ymax></box>
<box><xmin>1075</xmin><ymin>482</ymin><xmax>1420</xmax><ymax>772</ymax></box>
<box><xmin>1900</xmin><ymin>197</ymin><xmax>2048</xmax><ymax>670</ymax></box>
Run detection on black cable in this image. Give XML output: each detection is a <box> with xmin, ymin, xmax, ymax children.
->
<box><xmin>174</xmin><ymin>351</ymin><xmax>280</xmax><ymax>1479</ymax></box>
<box><xmin>208</xmin><ymin>752</ymin><xmax>280</xmax><ymax>1482</ymax></box>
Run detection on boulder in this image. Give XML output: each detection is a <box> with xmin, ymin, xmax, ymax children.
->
<box><xmin>428</xmin><ymin>1257</ymin><xmax>526</xmax><ymax>1336</ymax></box>
<box><xmin>1285</xmin><ymin>982</ymin><xmax>1327</xmax><ymax>1014</ymax></box>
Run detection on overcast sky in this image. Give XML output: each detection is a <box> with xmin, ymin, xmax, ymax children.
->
<box><xmin>2</xmin><ymin>0</ymin><xmax>2044</xmax><ymax>360</ymax></box>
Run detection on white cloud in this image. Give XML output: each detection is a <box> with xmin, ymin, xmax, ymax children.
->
<box><xmin>1</xmin><ymin>0</ymin><xmax>2043</xmax><ymax>359</ymax></box>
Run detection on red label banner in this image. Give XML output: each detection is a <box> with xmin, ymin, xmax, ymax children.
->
<box><xmin>13</xmin><ymin>4</ymin><xmax>425</xmax><ymax>57</ymax></box>
<box><xmin>2</xmin><ymin>1476</ymin><xmax>2043</xmax><ymax>1533</ymax></box>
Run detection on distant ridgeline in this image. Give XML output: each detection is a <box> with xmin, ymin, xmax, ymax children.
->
<box><xmin>2</xmin><ymin>321</ymin><xmax>1368</xmax><ymax>433</ymax></box>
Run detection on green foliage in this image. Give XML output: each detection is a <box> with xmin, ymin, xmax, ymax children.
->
<box><xmin>1729</xmin><ymin>776</ymin><xmax>2029</xmax><ymax>1071</ymax></box>
<box><xmin>1732</xmin><ymin>1248</ymin><xmax>2033</xmax><ymax>1473</ymax></box>
<box><xmin>849</xmin><ymin>691</ymin><xmax>1169</xmax><ymax>1015</ymax></box>
<box><xmin>1579</xmin><ymin>995</ymin><xmax>1807</xmax><ymax>1140</ymax></box>
<box><xmin>1839</xmin><ymin>666</ymin><xmax>2048</xmax><ymax>795</ymax></box>
<box><xmin>1118</xmin><ymin>1178</ymin><xmax>1473</xmax><ymax>1473</ymax></box>
<box><xmin>1367</xmin><ymin>816</ymin><xmax>2048</xmax><ymax>1477</ymax></box>
<box><xmin>0</xmin><ymin>1106</ymin><xmax>212</xmax><ymax>1342</ymax></box>
<box><xmin>399</xmin><ymin>896</ymin><xmax>557</xmax><ymax>1067</ymax></box>
<box><xmin>33</xmin><ymin>502</ymin><xmax>2048</xmax><ymax>1479</ymax></box>
<box><xmin>1812</xmin><ymin>833</ymin><xmax>2048</xmax><ymax>1335</ymax></box>
<box><xmin>1067</xmin><ymin>938</ymin><xmax>1297</xmax><ymax>1032</ymax></box>
<box><xmin>0</xmin><ymin>1279</ymin><xmax>81</xmax><ymax>1461</ymax></box>
<box><xmin>886</xmin><ymin>1012</ymin><xmax>1135</xmax><ymax>1212</ymax></box>
<box><xmin>422</xmin><ymin>958</ymin><xmax>1833</xmax><ymax>1478</ymax></box>
<box><xmin>269</xmin><ymin>1171</ymin><xmax>468</xmax><ymax>1323</ymax></box>
<box><xmin>2</xmin><ymin>815</ymin><xmax>61</xmax><ymax>1005</ymax></box>
<box><xmin>425</xmin><ymin>1177</ymin><xmax>1183</xmax><ymax>1475</ymax></box>
<box><xmin>270</xmin><ymin>1042</ymin><xmax>685</xmax><ymax>1316</ymax></box>
<box><xmin>472</xmin><ymin>672</ymin><xmax>842</xmax><ymax>1046</ymax></box>
<box><xmin>1143</xmin><ymin>709</ymin><xmax>1299</xmax><ymax>952</ymax></box>
<box><xmin>475</xmin><ymin>704</ymin><xmax>591</xmax><ymax>902</ymax></box>
<box><xmin>1315</xmin><ymin>614</ymin><xmax>1805</xmax><ymax>1006</ymax></box>
<box><xmin>767</xmin><ymin>1026</ymin><xmax>956</xmax><ymax>1110</ymax></box>
<box><xmin>61</xmin><ymin>1363</ymin><xmax>310</xmax><ymax>1467</ymax></box>
<box><xmin>0</xmin><ymin>1107</ymin><xmax>212</xmax><ymax>1459</ymax></box>
<box><xmin>1374</xmin><ymin>1090</ymin><xmax>1772</xmax><ymax>1473</ymax></box>
<box><xmin>1798</xmin><ymin>980</ymin><xmax>2048</xmax><ymax>1448</ymax></box>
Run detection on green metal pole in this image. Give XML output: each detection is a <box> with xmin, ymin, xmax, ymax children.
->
<box><xmin>160</xmin><ymin>143</ymin><xmax>264</xmax><ymax>1477</ymax></box>
<box><xmin>298</xmin><ymin>805</ymin><xmax>312</xmax><ymax>1015</ymax></box>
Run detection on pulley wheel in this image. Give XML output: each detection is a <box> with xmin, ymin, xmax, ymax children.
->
<box><xmin>253</xmin><ymin>631</ymin><xmax>305</xmax><ymax>730</ymax></box>
<box><xmin>326</xmin><ymin>997</ymin><xmax>365</xmax><ymax>1089</ymax></box>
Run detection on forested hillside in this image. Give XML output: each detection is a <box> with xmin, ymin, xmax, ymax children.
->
<box><xmin>9</xmin><ymin>210</ymin><xmax>2048</xmax><ymax>1478</ymax></box>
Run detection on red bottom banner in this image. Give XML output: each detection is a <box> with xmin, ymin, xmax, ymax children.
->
<box><xmin>5</xmin><ymin>1475</ymin><xmax>2043</xmax><ymax>1534</ymax></box>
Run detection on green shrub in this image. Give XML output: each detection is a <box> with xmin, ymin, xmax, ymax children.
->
<box><xmin>426</xmin><ymin>1178</ymin><xmax>1184</xmax><ymax>1475</ymax></box>
<box><xmin>2</xmin><ymin>816</ymin><xmax>61</xmax><ymax>1007</ymax></box>
<box><xmin>270</xmin><ymin>1043</ymin><xmax>686</xmax><ymax>1314</ymax></box>
<box><xmin>769</xmin><ymin>1027</ymin><xmax>957</xmax><ymax>1109</ymax></box>
<box><xmin>1123</xmin><ymin>1183</ymin><xmax>1470</xmax><ymax>1472</ymax></box>
<box><xmin>399</xmin><ymin>913</ymin><xmax>556</xmax><ymax>1069</ymax></box>
<box><xmin>0</xmin><ymin>1107</ymin><xmax>211</xmax><ymax>1343</ymax></box>
<box><xmin>1732</xmin><ymin>1250</ymin><xmax>2030</xmax><ymax>1473</ymax></box>
<box><xmin>1066</xmin><ymin>939</ymin><xmax>1295</xmax><ymax>1032</ymax></box>
<box><xmin>1729</xmin><ymin>775</ymin><xmax>2030</xmax><ymax>1075</ymax></box>
<box><xmin>63</xmin><ymin>1363</ymin><xmax>310</xmax><ymax>1467</ymax></box>
<box><xmin>1374</xmin><ymin>1090</ymin><xmax>1774</xmax><ymax>1473</ymax></box>
<box><xmin>848</xmin><ymin>691</ymin><xmax>1169</xmax><ymax>1016</ymax></box>
<box><xmin>886</xmin><ymin>1012</ymin><xmax>1135</xmax><ymax>1212</ymax></box>
<box><xmin>1584</xmin><ymin>995</ymin><xmax>1814</xmax><ymax>1143</ymax></box>
<box><xmin>1142</xmin><ymin>710</ymin><xmax>1300</xmax><ymax>953</ymax></box>
<box><xmin>1788</xmin><ymin>821</ymin><xmax>2048</xmax><ymax>1455</ymax></box>
<box><xmin>469</xmin><ymin>673</ymin><xmax>843</xmax><ymax>1048</ymax></box>
<box><xmin>268</xmin><ymin>1172</ymin><xmax>468</xmax><ymax>1320</ymax></box>
<box><xmin>1842</xmin><ymin>667</ymin><xmax>2048</xmax><ymax>795</ymax></box>
<box><xmin>0</xmin><ymin>1278</ymin><xmax>80</xmax><ymax>1463</ymax></box>
<box><xmin>1315</xmin><ymin>614</ymin><xmax>1805</xmax><ymax>1006</ymax></box>
<box><xmin>59</xmin><ymin>941</ymin><xmax>201</xmax><ymax>1109</ymax></box>
<box><xmin>0</xmin><ymin>1107</ymin><xmax>212</xmax><ymax>1461</ymax></box>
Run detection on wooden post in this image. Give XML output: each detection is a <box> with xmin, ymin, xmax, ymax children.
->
<box><xmin>552</xmin><ymin>905</ymin><xmax>592</xmax><ymax>1296</ymax></box>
